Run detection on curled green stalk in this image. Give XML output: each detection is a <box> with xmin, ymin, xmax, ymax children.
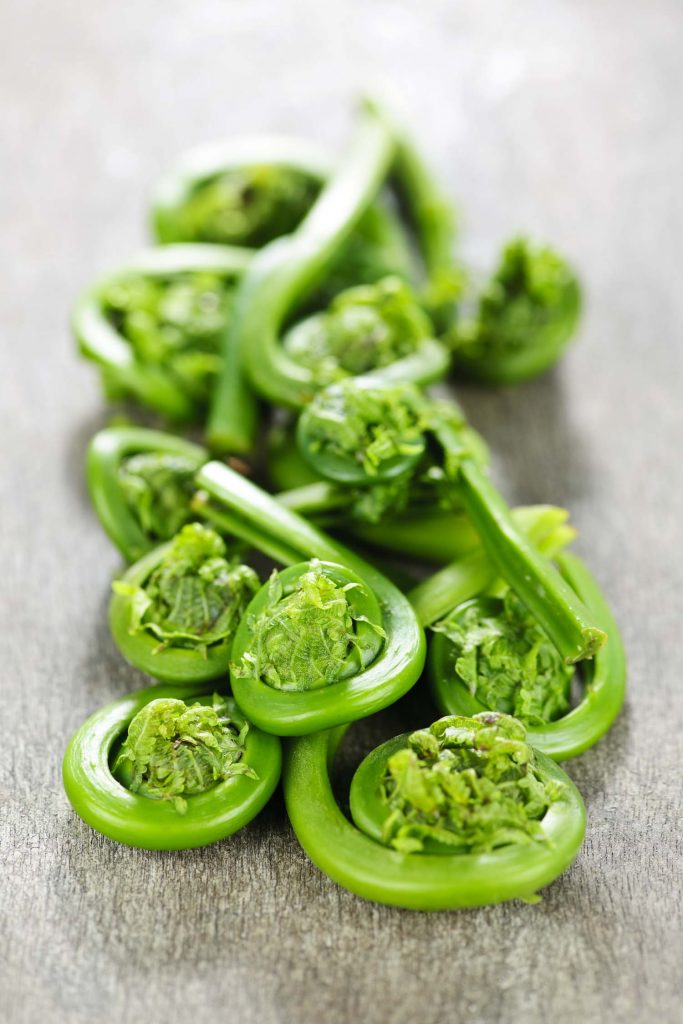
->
<box><xmin>87</xmin><ymin>426</ymin><xmax>208</xmax><ymax>562</ymax></box>
<box><xmin>232</xmin><ymin>560</ymin><xmax>385</xmax><ymax>692</ymax></box>
<box><xmin>151</xmin><ymin>135</ymin><xmax>332</xmax><ymax>246</ymax></box>
<box><xmin>365</xmin><ymin>96</ymin><xmax>464</xmax><ymax>333</ymax></box>
<box><xmin>282</xmin><ymin>276</ymin><xmax>435</xmax><ymax>389</ymax></box>
<box><xmin>451</xmin><ymin>238</ymin><xmax>581</xmax><ymax>384</ymax></box>
<box><xmin>297</xmin><ymin>377</ymin><xmax>430</xmax><ymax>486</ymax></box>
<box><xmin>154</xmin><ymin>158</ymin><xmax>320</xmax><ymax>248</ymax></box>
<box><xmin>63</xmin><ymin>685</ymin><xmax>281</xmax><ymax>849</ymax></box>
<box><xmin>152</xmin><ymin>133</ymin><xmax>412</xmax><ymax>298</ymax></box>
<box><xmin>294</xmin><ymin>380</ymin><xmax>486</xmax><ymax>524</ymax></box>
<box><xmin>297</xmin><ymin>379</ymin><xmax>606</xmax><ymax>664</ymax></box>
<box><xmin>430</xmin><ymin>593</ymin><xmax>573</xmax><ymax>727</ymax></box>
<box><xmin>283</xmin><ymin>712</ymin><xmax>585</xmax><ymax>910</ymax></box>
<box><xmin>192</xmin><ymin>461</ymin><xmax>426</xmax><ymax>735</ymax></box>
<box><xmin>267</xmin><ymin>419</ymin><xmax>492</xmax><ymax>559</ymax></box>
<box><xmin>207</xmin><ymin>103</ymin><xmax>449</xmax><ymax>452</ymax></box>
<box><xmin>73</xmin><ymin>244</ymin><xmax>252</xmax><ymax>420</ymax></box>
<box><xmin>110</xmin><ymin>522</ymin><xmax>259</xmax><ymax>683</ymax></box>
<box><xmin>427</xmin><ymin>552</ymin><xmax>626</xmax><ymax>761</ymax></box>
<box><xmin>352</xmin><ymin>714</ymin><xmax>567</xmax><ymax>853</ymax></box>
<box><xmin>269</xmin><ymin>412</ymin><xmax>573</xmax><ymax>565</ymax></box>
<box><xmin>151</xmin><ymin>127</ymin><xmax>417</xmax><ymax>452</ymax></box>
<box><xmin>113</xmin><ymin>693</ymin><xmax>256</xmax><ymax>814</ymax></box>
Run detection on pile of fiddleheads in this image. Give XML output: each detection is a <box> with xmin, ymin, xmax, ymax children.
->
<box><xmin>64</xmin><ymin>98</ymin><xmax>624</xmax><ymax>908</ymax></box>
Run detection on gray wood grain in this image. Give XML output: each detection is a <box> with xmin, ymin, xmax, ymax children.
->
<box><xmin>1</xmin><ymin>1</ymin><xmax>682</xmax><ymax>1022</ymax></box>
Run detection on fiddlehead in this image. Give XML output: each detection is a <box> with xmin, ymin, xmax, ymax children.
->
<box><xmin>297</xmin><ymin>378</ymin><xmax>606</xmax><ymax>664</ymax></box>
<box><xmin>346</xmin><ymin>103</ymin><xmax>582</xmax><ymax>384</ymax></box>
<box><xmin>430</xmin><ymin>593</ymin><xmax>573</xmax><ymax>727</ymax></box>
<box><xmin>112</xmin><ymin>693</ymin><xmax>255</xmax><ymax>814</ymax></box>
<box><xmin>428</xmin><ymin>551</ymin><xmax>626</xmax><ymax>760</ymax></box>
<box><xmin>207</xmin><ymin>103</ymin><xmax>449</xmax><ymax>451</ymax></box>
<box><xmin>297</xmin><ymin>378</ymin><xmax>429</xmax><ymax>485</ymax></box>
<box><xmin>73</xmin><ymin>244</ymin><xmax>251</xmax><ymax>420</ymax></box>
<box><xmin>351</xmin><ymin>713</ymin><xmax>565</xmax><ymax>854</ymax></box>
<box><xmin>87</xmin><ymin>426</ymin><xmax>208</xmax><ymax>563</ymax></box>
<box><xmin>283</xmin><ymin>712</ymin><xmax>586</xmax><ymax>910</ymax></box>
<box><xmin>193</xmin><ymin>461</ymin><xmax>426</xmax><ymax>734</ymax></box>
<box><xmin>283</xmin><ymin>276</ymin><xmax>434</xmax><ymax>388</ymax></box>
<box><xmin>63</xmin><ymin>685</ymin><xmax>281</xmax><ymax>849</ymax></box>
<box><xmin>110</xmin><ymin>522</ymin><xmax>259</xmax><ymax>683</ymax></box>
<box><xmin>156</xmin><ymin>164</ymin><xmax>320</xmax><ymax>248</ymax></box>
<box><xmin>152</xmin><ymin>129</ymin><xmax>415</xmax><ymax>452</ymax></box>
<box><xmin>451</xmin><ymin>238</ymin><xmax>581</xmax><ymax>384</ymax></box>
<box><xmin>152</xmin><ymin>129</ymin><xmax>418</xmax><ymax>303</ymax></box>
<box><xmin>232</xmin><ymin>560</ymin><xmax>385</xmax><ymax>692</ymax></box>
<box><xmin>151</xmin><ymin>136</ymin><xmax>329</xmax><ymax>247</ymax></box>
<box><xmin>118</xmin><ymin>452</ymin><xmax>201</xmax><ymax>544</ymax></box>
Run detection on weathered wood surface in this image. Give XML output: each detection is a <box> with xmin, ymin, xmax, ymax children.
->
<box><xmin>1</xmin><ymin>2</ymin><xmax>682</xmax><ymax>1022</ymax></box>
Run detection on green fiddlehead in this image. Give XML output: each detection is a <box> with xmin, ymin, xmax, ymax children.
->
<box><xmin>451</xmin><ymin>238</ymin><xmax>581</xmax><ymax>384</ymax></box>
<box><xmin>193</xmin><ymin>461</ymin><xmax>426</xmax><ymax>734</ymax></box>
<box><xmin>151</xmin><ymin>127</ymin><xmax>416</xmax><ymax>452</ymax></box>
<box><xmin>112</xmin><ymin>693</ymin><xmax>256</xmax><ymax>814</ymax></box>
<box><xmin>430</xmin><ymin>593</ymin><xmax>573</xmax><ymax>727</ymax></box>
<box><xmin>282</xmin><ymin>276</ymin><xmax>434</xmax><ymax>388</ymax></box>
<box><xmin>207</xmin><ymin>103</ymin><xmax>449</xmax><ymax>452</ymax></box>
<box><xmin>151</xmin><ymin>135</ymin><xmax>330</xmax><ymax>247</ymax></box>
<box><xmin>283</xmin><ymin>711</ymin><xmax>586</xmax><ymax>910</ymax></box>
<box><xmin>297</xmin><ymin>378</ymin><xmax>606</xmax><ymax>664</ymax></box>
<box><xmin>232</xmin><ymin>560</ymin><xmax>385</xmax><ymax>692</ymax></box>
<box><xmin>427</xmin><ymin>552</ymin><xmax>626</xmax><ymax>760</ymax></box>
<box><xmin>110</xmin><ymin>522</ymin><xmax>259</xmax><ymax>683</ymax></box>
<box><xmin>74</xmin><ymin>244</ymin><xmax>252</xmax><ymax>420</ymax></box>
<box><xmin>87</xmin><ymin>426</ymin><xmax>208</xmax><ymax>563</ymax></box>
<box><xmin>156</xmin><ymin>164</ymin><xmax>319</xmax><ymax>248</ymax></box>
<box><xmin>118</xmin><ymin>452</ymin><xmax>199</xmax><ymax>542</ymax></box>
<box><xmin>63</xmin><ymin>685</ymin><xmax>281</xmax><ymax>850</ymax></box>
<box><xmin>351</xmin><ymin>713</ymin><xmax>566</xmax><ymax>854</ymax></box>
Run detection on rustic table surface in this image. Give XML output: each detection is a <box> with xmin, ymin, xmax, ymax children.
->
<box><xmin>2</xmin><ymin>2</ymin><xmax>682</xmax><ymax>1022</ymax></box>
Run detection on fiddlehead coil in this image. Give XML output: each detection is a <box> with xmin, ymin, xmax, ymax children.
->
<box><xmin>283</xmin><ymin>712</ymin><xmax>586</xmax><ymax>910</ymax></box>
<box><xmin>118</xmin><ymin>451</ymin><xmax>200</xmax><ymax>543</ymax></box>
<box><xmin>451</xmin><ymin>238</ymin><xmax>581</xmax><ymax>384</ymax></box>
<box><xmin>351</xmin><ymin>713</ymin><xmax>566</xmax><ymax>854</ymax></box>
<box><xmin>283</xmin><ymin>276</ymin><xmax>434</xmax><ymax>387</ymax></box>
<box><xmin>110</xmin><ymin>522</ymin><xmax>259</xmax><ymax>682</ymax></box>
<box><xmin>86</xmin><ymin>426</ymin><xmax>208</xmax><ymax>563</ymax></box>
<box><xmin>113</xmin><ymin>693</ymin><xmax>256</xmax><ymax>814</ymax></box>
<box><xmin>63</xmin><ymin>685</ymin><xmax>281</xmax><ymax>849</ymax></box>
<box><xmin>429</xmin><ymin>552</ymin><xmax>626</xmax><ymax>760</ymax></box>
<box><xmin>431</xmin><ymin>594</ymin><xmax>573</xmax><ymax>727</ymax></box>
<box><xmin>232</xmin><ymin>560</ymin><xmax>385</xmax><ymax>692</ymax></box>
<box><xmin>74</xmin><ymin>244</ymin><xmax>251</xmax><ymax>420</ymax></box>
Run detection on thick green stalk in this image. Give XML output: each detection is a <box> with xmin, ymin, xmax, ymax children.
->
<box><xmin>275</xmin><ymin>481</ymin><xmax>351</xmax><ymax>518</ymax></box>
<box><xmin>456</xmin><ymin>460</ymin><xmax>606</xmax><ymax>663</ymax></box>
<box><xmin>366</xmin><ymin>97</ymin><xmax>458</xmax><ymax>332</ymax></box>
<box><xmin>207</xmin><ymin>107</ymin><xmax>397</xmax><ymax>449</ymax></box>
<box><xmin>197</xmin><ymin>461</ymin><xmax>379</xmax><ymax>579</ymax></box>
<box><xmin>277</xmin><ymin>483</ymin><xmax>572</xmax><ymax>567</ymax></box>
<box><xmin>206</xmin><ymin>324</ymin><xmax>260</xmax><ymax>454</ymax></box>
<box><xmin>196</xmin><ymin>461</ymin><xmax>426</xmax><ymax>735</ymax></box>
<box><xmin>378</xmin><ymin>109</ymin><xmax>454</xmax><ymax>275</ymax></box>
<box><xmin>191</xmin><ymin>492</ymin><xmax>306</xmax><ymax>567</ymax></box>
<box><xmin>408</xmin><ymin>506</ymin><xmax>574</xmax><ymax>626</ymax></box>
